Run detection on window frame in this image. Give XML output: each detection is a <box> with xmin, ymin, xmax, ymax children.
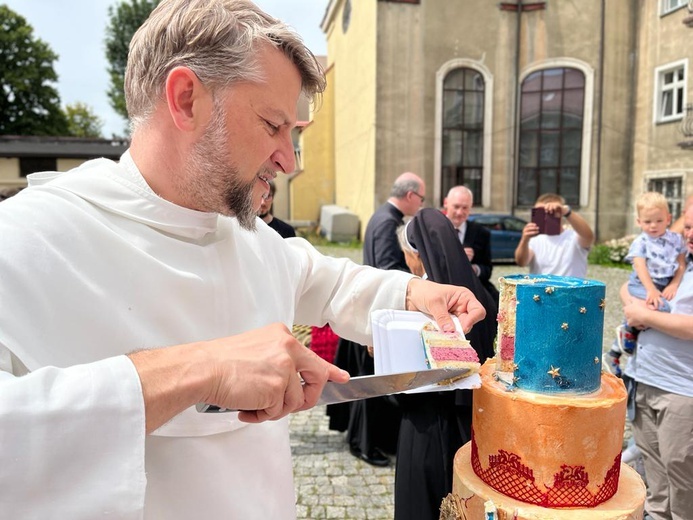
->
<box><xmin>440</xmin><ymin>67</ymin><xmax>486</xmax><ymax>206</ymax></box>
<box><xmin>516</xmin><ymin>58</ymin><xmax>594</xmax><ymax>209</ymax></box>
<box><xmin>19</xmin><ymin>156</ymin><xmax>57</xmax><ymax>178</ymax></box>
<box><xmin>434</xmin><ymin>60</ymin><xmax>493</xmax><ymax>208</ymax></box>
<box><xmin>660</xmin><ymin>0</ymin><xmax>688</xmax><ymax>15</ymax></box>
<box><xmin>645</xmin><ymin>173</ymin><xmax>685</xmax><ymax>220</ymax></box>
<box><xmin>653</xmin><ymin>59</ymin><xmax>687</xmax><ymax>124</ymax></box>
<box><xmin>517</xmin><ymin>67</ymin><xmax>585</xmax><ymax>206</ymax></box>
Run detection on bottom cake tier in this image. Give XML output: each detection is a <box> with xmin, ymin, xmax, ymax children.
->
<box><xmin>448</xmin><ymin>442</ymin><xmax>646</xmax><ymax>520</ymax></box>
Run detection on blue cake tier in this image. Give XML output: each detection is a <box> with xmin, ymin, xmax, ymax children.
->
<box><xmin>498</xmin><ymin>274</ymin><xmax>606</xmax><ymax>394</ymax></box>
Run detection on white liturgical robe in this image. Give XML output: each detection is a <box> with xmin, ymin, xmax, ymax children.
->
<box><xmin>0</xmin><ymin>152</ymin><xmax>413</xmax><ymax>519</ymax></box>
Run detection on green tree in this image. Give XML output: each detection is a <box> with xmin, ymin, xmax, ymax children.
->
<box><xmin>105</xmin><ymin>0</ymin><xmax>158</xmax><ymax>127</ymax></box>
<box><xmin>0</xmin><ymin>5</ymin><xmax>68</xmax><ymax>135</ymax></box>
<box><xmin>64</xmin><ymin>102</ymin><xmax>104</xmax><ymax>138</ymax></box>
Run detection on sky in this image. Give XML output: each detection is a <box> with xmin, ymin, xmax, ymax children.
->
<box><xmin>3</xmin><ymin>0</ymin><xmax>330</xmax><ymax>137</ymax></box>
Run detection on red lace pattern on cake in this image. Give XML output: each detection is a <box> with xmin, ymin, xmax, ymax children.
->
<box><xmin>470</xmin><ymin>430</ymin><xmax>621</xmax><ymax>508</ymax></box>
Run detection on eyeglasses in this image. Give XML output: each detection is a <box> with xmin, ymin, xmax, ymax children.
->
<box><xmin>411</xmin><ymin>191</ymin><xmax>425</xmax><ymax>203</ymax></box>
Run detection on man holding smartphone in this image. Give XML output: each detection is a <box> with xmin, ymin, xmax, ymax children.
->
<box><xmin>514</xmin><ymin>193</ymin><xmax>595</xmax><ymax>277</ymax></box>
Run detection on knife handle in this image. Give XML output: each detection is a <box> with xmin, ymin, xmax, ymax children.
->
<box><xmin>196</xmin><ymin>403</ymin><xmax>233</xmax><ymax>413</ymax></box>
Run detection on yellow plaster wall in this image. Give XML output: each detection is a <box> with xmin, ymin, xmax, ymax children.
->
<box><xmin>57</xmin><ymin>158</ymin><xmax>86</xmax><ymax>171</ymax></box>
<box><xmin>291</xmin><ymin>66</ymin><xmax>336</xmax><ymax>223</ymax></box>
<box><xmin>325</xmin><ymin>0</ymin><xmax>378</xmax><ymax>237</ymax></box>
<box><xmin>0</xmin><ymin>158</ymin><xmax>20</xmax><ymax>183</ymax></box>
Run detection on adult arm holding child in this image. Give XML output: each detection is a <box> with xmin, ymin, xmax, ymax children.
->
<box><xmin>620</xmin><ymin>283</ymin><xmax>693</xmax><ymax>340</ymax></box>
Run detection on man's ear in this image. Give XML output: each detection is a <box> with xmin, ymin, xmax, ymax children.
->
<box><xmin>164</xmin><ymin>66</ymin><xmax>213</xmax><ymax>132</ymax></box>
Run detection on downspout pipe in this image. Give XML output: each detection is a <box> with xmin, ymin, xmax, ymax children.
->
<box><xmin>594</xmin><ymin>0</ymin><xmax>606</xmax><ymax>241</ymax></box>
<box><xmin>512</xmin><ymin>0</ymin><xmax>522</xmax><ymax>216</ymax></box>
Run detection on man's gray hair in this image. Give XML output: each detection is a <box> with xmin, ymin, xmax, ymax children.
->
<box><xmin>446</xmin><ymin>185</ymin><xmax>474</xmax><ymax>203</ymax></box>
<box><xmin>125</xmin><ymin>0</ymin><xmax>326</xmax><ymax>130</ymax></box>
<box><xmin>390</xmin><ymin>178</ymin><xmax>422</xmax><ymax>199</ymax></box>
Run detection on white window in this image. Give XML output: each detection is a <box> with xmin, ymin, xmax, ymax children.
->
<box><xmin>647</xmin><ymin>176</ymin><xmax>684</xmax><ymax>218</ymax></box>
<box><xmin>660</xmin><ymin>0</ymin><xmax>687</xmax><ymax>15</ymax></box>
<box><xmin>654</xmin><ymin>60</ymin><xmax>687</xmax><ymax>123</ymax></box>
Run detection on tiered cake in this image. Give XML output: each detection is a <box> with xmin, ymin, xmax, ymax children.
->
<box><xmin>444</xmin><ymin>275</ymin><xmax>646</xmax><ymax>520</ymax></box>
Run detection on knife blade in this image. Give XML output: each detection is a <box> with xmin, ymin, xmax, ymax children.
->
<box><xmin>196</xmin><ymin>367</ymin><xmax>469</xmax><ymax>413</ymax></box>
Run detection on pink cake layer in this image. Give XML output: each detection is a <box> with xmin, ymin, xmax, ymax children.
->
<box><xmin>430</xmin><ymin>346</ymin><xmax>480</xmax><ymax>362</ymax></box>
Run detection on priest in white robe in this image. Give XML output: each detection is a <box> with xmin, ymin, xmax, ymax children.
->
<box><xmin>0</xmin><ymin>1</ymin><xmax>485</xmax><ymax>518</ymax></box>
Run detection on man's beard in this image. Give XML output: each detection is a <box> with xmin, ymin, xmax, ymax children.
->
<box><xmin>183</xmin><ymin>100</ymin><xmax>258</xmax><ymax>231</ymax></box>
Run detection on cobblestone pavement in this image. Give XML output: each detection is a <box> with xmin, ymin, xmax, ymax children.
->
<box><xmin>290</xmin><ymin>261</ymin><xmax>632</xmax><ymax>519</ymax></box>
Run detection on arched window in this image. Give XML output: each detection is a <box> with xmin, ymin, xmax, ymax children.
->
<box><xmin>517</xmin><ymin>67</ymin><xmax>585</xmax><ymax>206</ymax></box>
<box><xmin>441</xmin><ymin>68</ymin><xmax>485</xmax><ymax>204</ymax></box>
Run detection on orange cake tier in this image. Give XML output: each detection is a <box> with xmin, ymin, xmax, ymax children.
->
<box><xmin>471</xmin><ymin>361</ymin><xmax>627</xmax><ymax>507</ymax></box>
<box><xmin>449</xmin><ymin>442</ymin><xmax>646</xmax><ymax>520</ymax></box>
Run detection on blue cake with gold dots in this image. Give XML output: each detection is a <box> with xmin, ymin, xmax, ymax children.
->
<box><xmin>496</xmin><ymin>274</ymin><xmax>606</xmax><ymax>394</ymax></box>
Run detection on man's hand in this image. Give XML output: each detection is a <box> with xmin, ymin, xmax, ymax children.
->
<box><xmin>130</xmin><ymin>323</ymin><xmax>349</xmax><ymax>433</ymax></box>
<box><xmin>542</xmin><ymin>202</ymin><xmax>564</xmax><ymax>217</ymax></box>
<box><xmin>623</xmin><ymin>300</ymin><xmax>651</xmax><ymax>330</ymax></box>
<box><xmin>521</xmin><ymin>221</ymin><xmax>540</xmax><ymax>240</ymax></box>
<box><xmin>404</xmin><ymin>277</ymin><xmax>486</xmax><ymax>334</ymax></box>
<box><xmin>464</xmin><ymin>247</ymin><xmax>475</xmax><ymax>262</ymax></box>
<box><xmin>203</xmin><ymin>323</ymin><xmax>349</xmax><ymax>423</ymax></box>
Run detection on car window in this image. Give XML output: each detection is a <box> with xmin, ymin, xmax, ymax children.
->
<box><xmin>503</xmin><ymin>217</ymin><xmax>526</xmax><ymax>232</ymax></box>
<box><xmin>470</xmin><ymin>215</ymin><xmax>500</xmax><ymax>228</ymax></box>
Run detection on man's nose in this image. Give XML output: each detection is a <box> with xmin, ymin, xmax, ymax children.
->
<box><xmin>270</xmin><ymin>131</ymin><xmax>296</xmax><ymax>174</ymax></box>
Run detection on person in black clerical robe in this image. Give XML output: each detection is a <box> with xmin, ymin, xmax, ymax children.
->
<box><xmin>327</xmin><ymin>172</ymin><xmax>426</xmax><ymax>466</ymax></box>
<box><xmin>394</xmin><ymin>207</ymin><xmax>497</xmax><ymax>520</ymax></box>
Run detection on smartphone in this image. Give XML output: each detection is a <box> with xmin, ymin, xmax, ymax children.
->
<box><xmin>531</xmin><ymin>207</ymin><xmax>561</xmax><ymax>235</ymax></box>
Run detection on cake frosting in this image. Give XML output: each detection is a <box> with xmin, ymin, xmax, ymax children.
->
<box><xmin>444</xmin><ymin>274</ymin><xmax>646</xmax><ymax>519</ymax></box>
<box><xmin>471</xmin><ymin>361</ymin><xmax>627</xmax><ymax>507</ymax></box>
<box><xmin>447</xmin><ymin>443</ymin><xmax>645</xmax><ymax>520</ymax></box>
<box><xmin>497</xmin><ymin>274</ymin><xmax>606</xmax><ymax>394</ymax></box>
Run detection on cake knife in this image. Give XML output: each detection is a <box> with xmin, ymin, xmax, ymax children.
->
<box><xmin>196</xmin><ymin>367</ymin><xmax>469</xmax><ymax>413</ymax></box>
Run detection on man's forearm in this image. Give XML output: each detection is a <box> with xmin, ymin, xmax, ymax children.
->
<box><xmin>637</xmin><ymin>310</ymin><xmax>693</xmax><ymax>340</ymax></box>
<box><xmin>128</xmin><ymin>343</ymin><xmax>210</xmax><ymax>434</ymax></box>
<box><xmin>566</xmin><ymin>211</ymin><xmax>594</xmax><ymax>248</ymax></box>
<box><xmin>514</xmin><ymin>240</ymin><xmax>531</xmax><ymax>266</ymax></box>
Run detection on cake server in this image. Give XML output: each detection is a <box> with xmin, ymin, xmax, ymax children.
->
<box><xmin>196</xmin><ymin>367</ymin><xmax>469</xmax><ymax>413</ymax></box>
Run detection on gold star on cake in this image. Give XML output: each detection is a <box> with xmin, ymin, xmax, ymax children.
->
<box><xmin>561</xmin><ymin>322</ymin><xmax>569</xmax><ymax>330</ymax></box>
<box><xmin>548</xmin><ymin>365</ymin><xmax>561</xmax><ymax>378</ymax></box>
<box><xmin>533</xmin><ymin>294</ymin><xmax>540</xmax><ymax>302</ymax></box>
<box><xmin>579</xmin><ymin>307</ymin><xmax>587</xmax><ymax>314</ymax></box>
<box><xmin>545</xmin><ymin>287</ymin><xmax>555</xmax><ymax>294</ymax></box>
<box><xmin>599</xmin><ymin>299</ymin><xmax>606</xmax><ymax>310</ymax></box>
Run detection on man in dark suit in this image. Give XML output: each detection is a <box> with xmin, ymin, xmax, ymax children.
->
<box><xmin>328</xmin><ymin>171</ymin><xmax>426</xmax><ymax>467</ymax></box>
<box><xmin>443</xmin><ymin>185</ymin><xmax>499</xmax><ymax>303</ymax></box>
<box><xmin>257</xmin><ymin>180</ymin><xmax>296</xmax><ymax>238</ymax></box>
<box><xmin>363</xmin><ymin>172</ymin><xmax>426</xmax><ymax>271</ymax></box>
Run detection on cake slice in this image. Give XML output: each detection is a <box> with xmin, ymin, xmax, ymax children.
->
<box><xmin>421</xmin><ymin>322</ymin><xmax>480</xmax><ymax>375</ymax></box>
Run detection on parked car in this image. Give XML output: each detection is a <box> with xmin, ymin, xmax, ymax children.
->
<box><xmin>467</xmin><ymin>213</ymin><xmax>527</xmax><ymax>263</ymax></box>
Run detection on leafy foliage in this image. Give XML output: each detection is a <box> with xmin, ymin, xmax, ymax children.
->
<box><xmin>104</xmin><ymin>0</ymin><xmax>159</xmax><ymax>129</ymax></box>
<box><xmin>0</xmin><ymin>5</ymin><xmax>68</xmax><ymax>135</ymax></box>
<box><xmin>65</xmin><ymin>102</ymin><xmax>104</xmax><ymax>138</ymax></box>
<box><xmin>588</xmin><ymin>235</ymin><xmax>636</xmax><ymax>268</ymax></box>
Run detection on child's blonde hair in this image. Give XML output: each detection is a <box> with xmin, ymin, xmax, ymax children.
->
<box><xmin>636</xmin><ymin>191</ymin><xmax>670</xmax><ymax>215</ymax></box>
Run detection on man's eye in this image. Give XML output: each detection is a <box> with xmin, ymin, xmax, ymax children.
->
<box><xmin>265</xmin><ymin>120</ymin><xmax>279</xmax><ymax>133</ymax></box>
